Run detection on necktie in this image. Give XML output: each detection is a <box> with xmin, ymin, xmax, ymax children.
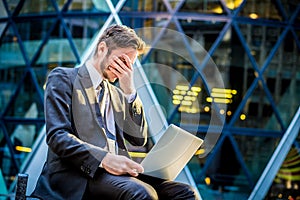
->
<box><xmin>97</xmin><ymin>81</ymin><xmax>105</xmax><ymax>104</ymax></box>
<box><xmin>97</xmin><ymin>81</ymin><xmax>106</xmax><ymax>117</ymax></box>
<box><xmin>95</xmin><ymin>81</ymin><xmax>117</xmax><ymax>154</ymax></box>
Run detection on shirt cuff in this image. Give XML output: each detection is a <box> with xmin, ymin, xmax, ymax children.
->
<box><xmin>124</xmin><ymin>91</ymin><xmax>137</xmax><ymax>103</ymax></box>
<box><xmin>99</xmin><ymin>161</ymin><xmax>103</xmax><ymax>168</ymax></box>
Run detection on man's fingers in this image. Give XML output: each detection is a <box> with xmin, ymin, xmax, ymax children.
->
<box><xmin>109</xmin><ymin>58</ymin><xmax>131</xmax><ymax>78</ymax></box>
<box><xmin>128</xmin><ymin>169</ymin><xmax>139</xmax><ymax>177</ymax></box>
<box><xmin>127</xmin><ymin>162</ymin><xmax>144</xmax><ymax>177</ymax></box>
<box><xmin>114</xmin><ymin>56</ymin><xmax>128</xmax><ymax>70</ymax></box>
<box><xmin>121</xmin><ymin>54</ymin><xmax>132</xmax><ymax>70</ymax></box>
<box><xmin>127</xmin><ymin>165</ymin><xmax>144</xmax><ymax>177</ymax></box>
<box><xmin>108</xmin><ymin>65</ymin><xmax>122</xmax><ymax>77</ymax></box>
<box><xmin>102</xmin><ymin>154</ymin><xmax>144</xmax><ymax>176</ymax></box>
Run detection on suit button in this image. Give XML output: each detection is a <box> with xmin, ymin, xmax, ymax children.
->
<box><xmin>136</xmin><ymin>107</ymin><xmax>141</xmax><ymax>115</ymax></box>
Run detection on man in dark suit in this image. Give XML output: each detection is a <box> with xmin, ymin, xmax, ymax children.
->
<box><xmin>32</xmin><ymin>24</ymin><xmax>199</xmax><ymax>200</ymax></box>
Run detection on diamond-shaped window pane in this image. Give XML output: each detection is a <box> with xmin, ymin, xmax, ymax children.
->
<box><xmin>0</xmin><ymin>67</ymin><xmax>24</xmax><ymax>114</ymax></box>
<box><xmin>234</xmin><ymin>80</ymin><xmax>282</xmax><ymax>131</ymax></box>
<box><xmin>233</xmin><ymin>134</ymin><xmax>279</xmax><ymax>184</ymax></box>
<box><xmin>0</xmin><ymin>25</ymin><xmax>26</xmax><ymax>69</ymax></box>
<box><xmin>36</xmin><ymin>38</ymin><xmax>78</xmax><ymax>66</ymax></box>
<box><xmin>196</xmin><ymin>135</ymin><xmax>252</xmax><ymax>199</ymax></box>
<box><xmin>264</xmin><ymin>33</ymin><xmax>300</xmax><ymax>127</ymax></box>
<box><xmin>64</xmin><ymin>16</ymin><xmax>108</xmax><ymax>56</ymax></box>
<box><xmin>14</xmin><ymin>19</ymin><xmax>57</xmax><ymax>61</ymax></box>
<box><xmin>5</xmin><ymin>71</ymin><xmax>44</xmax><ymax>119</ymax></box>
<box><xmin>35</xmin><ymin>21</ymin><xmax>78</xmax><ymax>66</ymax></box>
<box><xmin>178</xmin><ymin>19</ymin><xmax>227</xmax><ymax>51</ymax></box>
<box><xmin>238</xmin><ymin>24</ymin><xmax>284</xmax><ymax>70</ymax></box>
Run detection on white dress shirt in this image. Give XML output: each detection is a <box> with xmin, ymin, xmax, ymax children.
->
<box><xmin>86</xmin><ymin>61</ymin><xmax>136</xmax><ymax>155</ymax></box>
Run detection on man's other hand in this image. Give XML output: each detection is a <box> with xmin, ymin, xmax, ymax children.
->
<box><xmin>102</xmin><ymin>153</ymin><xmax>144</xmax><ymax>177</ymax></box>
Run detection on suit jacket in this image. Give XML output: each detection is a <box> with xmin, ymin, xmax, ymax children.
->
<box><xmin>32</xmin><ymin>65</ymin><xmax>148</xmax><ymax>200</ymax></box>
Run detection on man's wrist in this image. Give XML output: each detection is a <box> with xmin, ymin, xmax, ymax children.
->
<box><xmin>124</xmin><ymin>91</ymin><xmax>137</xmax><ymax>103</ymax></box>
<box><xmin>121</xmin><ymin>86</ymin><xmax>135</xmax><ymax>95</ymax></box>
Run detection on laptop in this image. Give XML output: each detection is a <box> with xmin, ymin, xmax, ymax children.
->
<box><xmin>140</xmin><ymin>124</ymin><xmax>203</xmax><ymax>180</ymax></box>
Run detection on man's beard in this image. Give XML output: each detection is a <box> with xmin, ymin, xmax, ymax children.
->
<box><xmin>100</xmin><ymin>59</ymin><xmax>109</xmax><ymax>79</ymax></box>
<box><xmin>102</xmin><ymin>70</ymin><xmax>109</xmax><ymax>79</ymax></box>
<box><xmin>100</xmin><ymin>60</ymin><xmax>117</xmax><ymax>82</ymax></box>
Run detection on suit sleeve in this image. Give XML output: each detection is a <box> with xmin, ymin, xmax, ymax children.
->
<box><xmin>44</xmin><ymin>67</ymin><xmax>105</xmax><ymax>178</ymax></box>
<box><xmin>123</xmin><ymin>94</ymin><xmax>148</xmax><ymax>146</ymax></box>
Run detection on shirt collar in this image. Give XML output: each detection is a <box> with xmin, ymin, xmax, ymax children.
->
<box><xmin>86</xmin><ymin>60</ymin><xmax>103</xmax><ymax>90</ymax></box>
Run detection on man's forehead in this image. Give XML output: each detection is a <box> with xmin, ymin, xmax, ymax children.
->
<box><xmin>111</xmin><ymin>48</ymin><xmax>138</xmax><ymax>62</ymax></box>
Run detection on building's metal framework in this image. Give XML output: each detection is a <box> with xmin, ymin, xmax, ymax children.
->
<box><xmin>0</xmin><ymin>0</ymin><xmax>299</xmax><ymax>199</ymax></box>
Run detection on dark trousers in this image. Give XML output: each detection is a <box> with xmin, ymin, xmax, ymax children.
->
<box><xmin>83</xmin><ymin>168</ymin><xmax>199</xmax><ymax>200</ymax></box>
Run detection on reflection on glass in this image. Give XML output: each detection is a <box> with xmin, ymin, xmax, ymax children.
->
<box><xmin>0</xmin><ymin>67</ymin><xmax>25</xmax><ymax>114</ymax></box>
<box><xmin>266</xmin><ymin>146</ymin><xmax>300</xmax><ymax>200</ymax></box>
<box><xmin>64</xmin><ymin>17</ymin><xmax>107</xmax><ymax>56</ymax></box>
<box><xmin>0</xmin><ymin>24</ymin><xmax>26</xmax><ymax>69</ymax></box>
<box><xmin>238</xmin><ymin>0</ymin><xmax>283</xmax><ymax>21</ymax></box>
<box><xmin>1</xmin><ymin>124</ymin><xmax>44</xmax><ymax>189</ymax></box>
<box><xmin>0</xmin><ymin>0</ymin><xmax>299</xmax><ymax>198</ymax></box>
<box><xmin>63</xmin><ymin>0</ymin><xmax>95</xmax><ymax>12</ymax></box>
<box><xmin>179</xmin><ymin>0</ymin><xmax>225</xmax><ymax>14</ymax></box>
<box><xmin>19</xmin><ymin>0</ymin><xmax>55</xmax><ymax>14</ymax></box>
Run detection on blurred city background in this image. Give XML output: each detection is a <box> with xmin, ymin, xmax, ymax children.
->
<box><xmin>0</xmin><ymin>0</ymin><xmax>299</xmax><ymax>199</ymax></box>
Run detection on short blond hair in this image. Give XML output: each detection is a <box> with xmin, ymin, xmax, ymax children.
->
<box><xmin>95</xmin><ymin>24</ymin><xmax>146</xmax><ymax>56</ymax></box>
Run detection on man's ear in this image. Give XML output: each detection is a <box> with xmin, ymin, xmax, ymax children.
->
<box><xmin>97</xmin><ymin>41</ymin><xmax>108</xmax><ymax>56</ymax></box>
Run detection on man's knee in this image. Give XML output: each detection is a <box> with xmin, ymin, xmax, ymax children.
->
<box><xmin>178</xmin><ymin>184</ymin><xmax>200</xmax><ymax>200</ymax></box>
<box><xmin>121</xmin><ymin>181</ymin><xmax>158</xmax><ymax>200</ymax></box>
<box><xmin>159</xmin><ymin>181</ymin><xmax>199</xmax><ymax>200</ymax></box>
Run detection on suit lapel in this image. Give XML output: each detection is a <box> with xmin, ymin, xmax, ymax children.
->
<box><xmin>72</xmin><ymin>65</ymin><xmax>107</xmax><ymax>147</ymax></box>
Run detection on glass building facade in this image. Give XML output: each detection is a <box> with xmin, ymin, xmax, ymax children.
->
<box><xmin>0</xmin><ymin>0</ymin><xmax>299</xmax><ymax>199</ymax></box>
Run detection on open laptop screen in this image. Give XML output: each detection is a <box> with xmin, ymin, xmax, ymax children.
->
<box><xmin>141</xmin><ymin>124</ymin><xmax>203</xmax><ymax>180</ymax></box>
